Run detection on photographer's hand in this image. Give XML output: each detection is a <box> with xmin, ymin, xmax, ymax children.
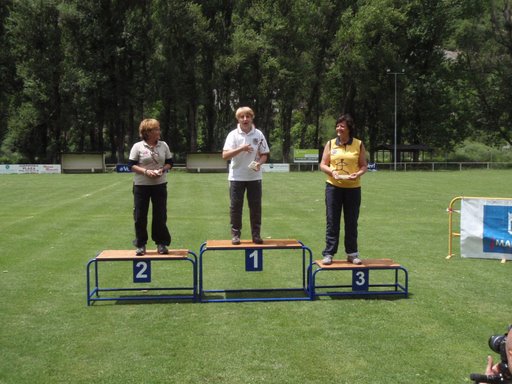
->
<box><xmin>485</xmin><ymin>355</ymin><xmax>494</xmax><ymax>375</ymax></box>
<box><xmin>476</xmin><ymin>356</ymin><xmax>500</xmax><ymax>383</ymax></box>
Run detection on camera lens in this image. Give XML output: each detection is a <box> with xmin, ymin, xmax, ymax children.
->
<box><xmin>488</xmin><ymin>335</ymin><xmax>506</xmax><ymax>354</ymax></box>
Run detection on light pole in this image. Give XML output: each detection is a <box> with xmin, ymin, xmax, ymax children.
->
<box><xmin>386</xmin><ymin>69</ymin><xmax>405</xmax><ymax>171</ymax></box>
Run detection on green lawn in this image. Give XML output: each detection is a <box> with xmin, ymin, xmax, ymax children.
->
<box><xmin>1</xmin><ymin>170</ymin><xmax>511</xmax><ymax>383</ymax></box>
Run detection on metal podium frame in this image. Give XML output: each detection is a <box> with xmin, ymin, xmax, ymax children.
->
<box><xmin>198</xmin><ymin>239</ymin><xmax>313</xmax><ymax>303</ymax></box>
<box><xmin>309</xmin><ymin>258</ymin><xmax>408</xmax><ymax>299</ymax></box>
<box><xmin>86</xmin><ymin>249</ymin><xmax>197</xmax><ymax>305</ymax></box>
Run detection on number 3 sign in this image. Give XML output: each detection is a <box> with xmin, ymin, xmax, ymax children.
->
<box><xmin>352</xmin><ymin>269</ymin><xmax>369</xmax><ymax>291</ymax></box>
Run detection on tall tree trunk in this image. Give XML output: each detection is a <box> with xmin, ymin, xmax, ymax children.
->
<box><xmin>188</xmin><ymin>102</ymin><xmax>197</xmax><ymax>153</ymax></box>
<box><xmin>281</xmin><ymin>104</ymin><xmax>293</xmax><ymax>163</ymax></box>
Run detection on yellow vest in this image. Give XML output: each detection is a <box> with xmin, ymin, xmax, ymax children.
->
<box><xmin>326</xmin><ymin>137</ymin><xmax>362</xmax><ymax>188</ymax></box>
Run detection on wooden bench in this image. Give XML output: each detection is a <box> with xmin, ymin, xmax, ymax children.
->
<box><xmin>86</xmin><ymin>249</ymin><xmax>197</xmax><ymax>305</ymax></box>
<box><xmin>198</xmin><ymin>239</ymin><xmax>313</xmax><ymax>302</ymax></box>
<box><xmin>309</xmin><ymin>258</ymin><xmax>408</xmax><ymax>299</ymax></box>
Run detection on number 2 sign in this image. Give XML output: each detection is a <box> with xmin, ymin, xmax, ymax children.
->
<box><xmin>133</xmin><ymin>260</ymin><xmax>151</xmax><ymax>283</ymax></box>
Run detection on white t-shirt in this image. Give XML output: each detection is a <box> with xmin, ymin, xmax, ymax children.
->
<box><xmin>129</xmin><ymin>140</ymin><xmax>172</xmax><ymax>186</ymax></box>
<box><xmin>223</xmin><ymin>125</ymin><xmax>270</xmax><ymax>181</ymax></box>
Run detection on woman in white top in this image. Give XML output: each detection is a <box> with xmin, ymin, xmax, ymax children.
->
<box><xmin>222</xmin><ymin>107</ymin><xmax>270</xmax><ymax>245</ymax></box>
<box><xmin>128</xmin><ymin>118</ymin><xmax>173</xmax><ymax>256</ymax></box>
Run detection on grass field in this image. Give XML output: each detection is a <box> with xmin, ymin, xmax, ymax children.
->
<box><xmin>1</xmin><ymin>169</ymin><xmax>511</xmax><ymax>383</ymax></box>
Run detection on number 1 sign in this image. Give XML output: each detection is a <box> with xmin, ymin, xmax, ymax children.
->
<box><xmin>245</xmin><ymin>249</ymin><xmax>263</xmax><ymax>271</ymax></box>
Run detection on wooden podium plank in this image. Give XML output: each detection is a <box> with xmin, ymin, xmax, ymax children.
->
<box><xmin>205</xmin><ymin>239</ymin><xmax>302</xmax><ymax>249</ymax></box>
<box><xmin>96</xmin><ymin>249</ymin><xmax>189</xmax><ymax>260</ymax></box>
<box><xmin>314</xmin><ymin>258</ymin><xmax>400</xmax><ymax>269</ymax></box>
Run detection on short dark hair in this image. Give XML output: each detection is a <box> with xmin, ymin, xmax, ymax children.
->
<box><xmin>335</xmin><ymin>114</ymin><xmax>355</xmax><ymax>138</ymax></box>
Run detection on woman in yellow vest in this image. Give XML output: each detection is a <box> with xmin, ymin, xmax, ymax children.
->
<box><xmin>319</xmin><ymin>114</ymin><xmax>368</xmax><ymax>265</ymax></box>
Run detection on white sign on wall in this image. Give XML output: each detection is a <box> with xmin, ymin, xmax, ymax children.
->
<box><xmin>261</xmin><ymin>163</ymin><xmax>290</xmax><ymax>173</ymax></box>
<box><xmin>0</xmin><ymin>164</ymin><xmax>62</xmax><ymax>174</ymax></box>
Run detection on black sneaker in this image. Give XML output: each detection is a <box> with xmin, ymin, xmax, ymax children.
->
<box><xmin>157</xmin><ymin>244</ymin><xmax>169</xmax><ymax>254</ymax></box>
<box><xmin>135</xmin><ymin>246</ymin><xmax>146</xmax><ymax>256</ymax></box>
<box><xmin>252</xmin><ymin>236</ymin><xmax>263</xmax><ymax>244</ymax></box>
<box><xmin>232</xmin><ymin>236</ymin><xmax>241</xmax><ymax>245</ymax></box>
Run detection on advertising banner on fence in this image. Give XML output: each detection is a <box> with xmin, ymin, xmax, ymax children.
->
<box><xmin>293</xmin><ymin>149</ymin><xmax>318</xmax><ymax>163</ymax></box>
<box><xmin>261</xmin><ymin>163</ymin><xmax>289</xmax><ymax>173</ymax></box>
<box><xmin>460</xmin><ymin>198</ymin><xmax>512</xmax><ymax>260</ymax></box>
<box><xmin>0</xmin><ymin>164</ymin><xmax>61</xmax><ymax>174</ymax></box>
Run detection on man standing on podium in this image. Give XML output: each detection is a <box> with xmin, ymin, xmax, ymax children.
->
<box><xmin>222</xmin><ymin>107</ymin><xmax>270</xmax><ymax>245</ymax></box>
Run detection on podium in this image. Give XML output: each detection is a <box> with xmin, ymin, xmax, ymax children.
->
<box><xmin>309</xmin><ymin>258</ymin><xmax>408</xmax><ymax>299</ymax></box>
<box><xmin>199</xmin><ymin>239</ymin><xmax>313</xmax><ymax>302</ymax></box>
<box><xmin>86</xmin><ymin>249</ymin><xmax>197</xmax><ymax>305</ymax></box>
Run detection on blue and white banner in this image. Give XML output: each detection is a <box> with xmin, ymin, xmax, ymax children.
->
<box><xmin>460</xmin><ymin>198</ymin><xmax>512</xmax><ymax>260</ymax></box>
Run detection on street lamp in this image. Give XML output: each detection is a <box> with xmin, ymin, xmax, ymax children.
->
<box><xmin>386</xmin><ymin>68</ymin><xmax>405</xmax><ymax>171</ymax></box>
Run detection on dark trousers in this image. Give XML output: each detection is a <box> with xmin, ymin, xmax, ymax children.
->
<box><xmin>322</xmin><ymin>183</ymin><xmax>361</xmax><ymax>257</ymax></box>
<box><xmin>229</xmin><ymin>180</ymin><xmax>262</xmax><ymax>238</ymax></box>
<box><xmin>133</xmin><ymin>183</ymin><xmax>171</xmax><ymax>247</ymax></box>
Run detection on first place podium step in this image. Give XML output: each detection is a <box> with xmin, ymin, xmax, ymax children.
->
<box><xmin>86</xmin><ymin>249</ymin><xmax>197</xmax><ymax>305</ymax></box>
<box><xmin>199</xmin><ymin>239</ymin><xmax>313</xmax><ymax>302</ymax></box>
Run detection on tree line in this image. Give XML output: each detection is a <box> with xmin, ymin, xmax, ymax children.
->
<box><xmin>0</xmin><ymin>0</ymin><xmax>511</xmax><ymax>164</ymax></box>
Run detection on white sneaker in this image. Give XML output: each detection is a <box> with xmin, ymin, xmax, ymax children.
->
<box><xmin>321</xmin><ymin>255</ymin><xmax>333</xmax><ymax>265</ymax></box>
<box><xmin>347</xmin><ymin>254</ymin><xmax>362</xmax><ymax>265</ymax></box>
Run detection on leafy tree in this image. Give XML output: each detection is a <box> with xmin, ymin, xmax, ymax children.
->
<box><xmin>60</xmin><ymin>0</ymin><xmax>154</xmax><ymax>162</ymax></box>
<box><xmin>197</xmin><ymin>0</ymin><xmax>235</xmax><ymax>152</ymax></box>
<box><xmin>5</xmin><ymin>0</ymin><xmax>64</xmax><ymax>162</ymax></box>
<box><xmin>324</xmin><ymin>0</ymin><xmax>470</xmax><ymax>162</ymax></box>
<box><xmin>324</xmin><ymin>0</ymin><xmax>407</xmax><ymax>161</ymax></box>
<box><xmin>230</xmin><ymin>0</ymin><xmax>319</xmax><ymax>162</ymax></box>
<box><xmin>452</xmin><ymin>0</ymin><xmax>512</xmax><ymax>147</ymax></box>
<box><xmin>227</xmin><ymin>0</ymin><xmax>278</xmax><ymax>153</ymax></box>
<box><xmin>399</xmin><ymin>0</ymin><xmax>466</xmax><ymax>157</ymax></box>
<box><xmin>299</xmin><ymin>0</ymin><xmax>346</xmax><ymax>150</ymax></box>
<box><xmin>1</xmin><ymin>0</ymin><xmax>512</xmax><ymax>164</ymax></box>
<box><xmin>0</xmin><ymin>0</ymin><xmax>15</xmax><ymax>154</ymax></box>
<box><xmin>152</xmin><ymin>0</ymin><xmax>211</xmax><ymax>155</ymax></box>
